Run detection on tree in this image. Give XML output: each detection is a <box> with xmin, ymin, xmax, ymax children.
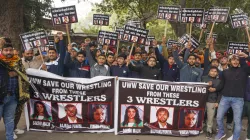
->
<box><xmin>0</xmin><ymin>0</ymin><xmax>52</xmax><ymax>50</ymax></box>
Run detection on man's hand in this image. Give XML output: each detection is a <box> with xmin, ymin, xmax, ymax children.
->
<box><xmin>67</xmin><ymin>44</ymin><xmax>72</xmax><ymax>53</ymax></box>
<box><xmin>41</xmin><ymin>64</ymin><xmax>47</xmax><ymax>71</ymax></box>
<box><xmin>237</xmin><ymin>52</ymin><xmax>248</xmax><ymax>58</ymax></box>
<box><xmin>214</xmin><ymin>103</ymin><xmax>219</xmax><ymax>108</ymax></box>
<box><xmin>208</xmin><ymin>87</ymin><xmax>216</xmax><ymax>92</ymax></box>
<box><xmin>57</xmin><ymin>32</ymin><xmax>63</xmax><ymax>40</ymax></box>
<box><xmin>8</xmin><ymin>71</ymin><xmax>17</xmax><ymax>77</ymax></box>
<box><xmin>207</xmin><ymin>81</ymin><xmax>212</xmax><ymax>86</ymax></box>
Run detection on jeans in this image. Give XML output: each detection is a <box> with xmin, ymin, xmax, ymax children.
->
<box><xmin>0</xmin><ymin>94</ymin><xmax>17</xmax><ymax>140</ymax></box>
<box><xmin>217</xmin><ymin>96</ymin><xmax>244</xmax><ymax>140</ymax></box>
<box><xmin>242</xmin><ymin>101</ymin><xmax>250</xmax><ymax>139</ymax></box>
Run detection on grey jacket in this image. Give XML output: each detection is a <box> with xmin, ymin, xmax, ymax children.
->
<box><xmin>86</xmin><ymin>45</ymin><xmax>110</xmax><ymax>78</ymax></box>
<box><xmin>173</xmin><ymin>50</ymin><xmax>203</xmax><ymax>82</ymax></box>
<box><xmin>202</xmin><ymin>76</ymin><xmax>221</xmax><ymax>103</ymax></box>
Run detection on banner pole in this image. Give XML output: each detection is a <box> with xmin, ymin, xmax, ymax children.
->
<box><xmin>164</xmin><ymin>20</ymin><xmax>168</xmax><ymax>37</ymax></box>
<box><xmin>127</xmin><ymin>43</ymin><xmax>135</xmax><ymax>66</ymax></box>
<box><xmin>209</xmin><ymin>22</ymin><xmax>215</xmax><ymax>39</ymax></box>
<box><xmin>116</xmin><ymin>40</ymin><xmax>120</xmax><ymax>55</ymax></box>
<box><xmin>245</xmin><ymin>26</ymin><xmax>250</xmax><ymax>42</ymax></box>
<box><xmin>189</xmin><ymin>22</ymin><xmax>193</xmax><ymax>42</ymax></box>
<box><xmin>65</xmin><ymin>24</ymin><xmax>71</xmax><ymax>44</ymax></box>
<box><xmin>198</xmin><ymin>29</ymin><xmax>204</xmax><ymax>42</ymax></box>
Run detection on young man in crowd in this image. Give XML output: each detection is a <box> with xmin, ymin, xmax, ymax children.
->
<box><xmin>106</xmin><ymin>53</ymin><xmax>115</xmax><ymax>67</ymax></box>
<box><xmin>69</xmin><ymin>42</ymin><xmax>79</xmax><ymax>61</ymax></box>
<box><xmin>203</xmin><ymin>38</ymin><xmax>221</xmax><ymax>76</ymax></box>
<box><xmin>141</xmin><ymin>51</ymin><xmax>148</xmax><ymax>63</ymax></box>
<box><xmin>212</xmin><ymin>53</ymin><xmax>250</xmax><ymax>140</ymax></box>
<box><xmin>172</xmin><ymin>43</ymin><xmax>203</xmax><ymax>82</ymax></box>
<box><xmin>128</xmin><ymin>57</ymin><xmax>161</xmax><ymax>80</ymax></box>
<box><xmin>129</xmin><ymin>52</ymin><xmax>143</xmax><ymax>78</ymax></box>
<box><xmin>110</xmin><ymin>54</ymin><xmax>129</xmax><ymax>77</ymax></box>
<box><xmin>86</xmin><ymin>44</ymin><xmax>110</xmax><ymax>78</ymax></box>
<box><xmin>64</xmin><ymin>44</ymin><xmax>90</xmax><ymax>78</ymax></box>
<box><xmin>202</xmin><ymin>66</ymin><xmax>221</xmax><ymax>139</ymax></box>
<box><xmin>40</xmin><ymin>32</ymin><xmax>66</xmax><ymax>76</ymax></box>
<box><xmin>0</xmin><ymin>42</ymin><xmax>29</xmax><ymax>140</ymax></box>
<box><xmin>154</xmin><ymin>37</ymin><xmax>179</xmax><ymax>82</ymax></box>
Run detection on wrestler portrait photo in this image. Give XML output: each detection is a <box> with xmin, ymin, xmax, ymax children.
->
<box><xmin>30</xmin><ymin>99</ymin><xmax>52</xmax><ymax>121</ymax></box>
<box><xmin>88</xmin><ymin>103</ymin><xmax>111</xmax><ymax>125</ymax></box>
<box><xmin>58</xmin><ymin>103</ymin><xmax>83</xmax><ymax>124</ymax></box>
<box><xmin>120</xmin><ymin>104</ymin><xmax>144</xmax><ymax>128</ymax></box>
<box><xmin>149</xmin><ymin>107</ymin><xmax>174</xmax><ymax>129</ymax></box>
<box><xmin>178</xmin><ymin>108</ymin><xmax>203</xmax><ymax>129</ymax></box>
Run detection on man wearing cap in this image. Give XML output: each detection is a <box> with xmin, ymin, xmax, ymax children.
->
<box><xmin>212</xmin><ymin>53</ymin><xmax>250</xmax><ymax>140</ymax></box>
<box><xmin>110</xmin><ymin>54</ymin><xmax>129</xmax><ymax>77</ymax></box>
<box><xmin>0</xmin><ymin>41</ymin><xmax>29</xmax><ymax>140</ymax></box>
<box><xmin>203</xmin><ymin>38</ymin><xmax>222</xmax><ymax>76</ymax></box>
<box><xmin>64</xmin><ymin>43</ymin><xmax>90</xmax><ymax>78</ymax></box>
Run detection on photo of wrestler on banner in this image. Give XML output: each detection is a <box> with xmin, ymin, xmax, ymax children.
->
<box><xmin>58</xmin><ymin>103</ymin><xmax>83</xmax><ymax>124</ymax></box>
<box><xmin>149</xmin><ymin>106</ymin><xmax>174</xmax><ymax>129</ymax></box>
<box><xmin>178</xmin><ymin>108</ymin><xmax>203</xmax><ymax>129</ymax></box>
<box><xmin>88</xmin><ymin>103</ymin><xmax>111</xmax><ymax>125</ymax></box>
<box><xmin>120</xmin><ymin>104</ymin><xmax>144</xmax><ymax>128</ymax></box>
<box><xmin>29</xmin><ymin>99</ymin><xmax>52</xmax><ymax>121</ymax></box>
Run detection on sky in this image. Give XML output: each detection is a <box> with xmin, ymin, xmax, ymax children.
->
<box><xmin>52</xmin><ymin>0</ymin><xmax>102</xmax><ymax>19</ymax></box>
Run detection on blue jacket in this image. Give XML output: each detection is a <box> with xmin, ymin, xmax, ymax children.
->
<box><xmin>128</xmin><ymin>60</ymin><xmax>143</xmax><ymax>78</ymax></box>
<box><xmin>45</xmin><ymin>40</ymin><xmax>66</xmax><ymax>76</ymax></box>
<box><xmin>110</xmin><ymin>64</ymin><xmax>129</xmax><ymax>77</ymax></box>
<box><xmin>64</xmin><ymin>52</ymin><xmax>90</xmax><ymax>78</ymax></box>
<box><xmin>172</xmin><ymin>50</ymin><xmax>203</xmax><ymax>82</ymax></box>
<box><xmin>155</xmin><ymin>48</ymin><xmax>179</xmax><ymax>81</ymax></box>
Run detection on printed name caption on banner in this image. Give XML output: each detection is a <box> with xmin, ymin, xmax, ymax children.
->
<box><xmin>30</xmin><ymin>77</ymin><xmax>112</xmax><ymax>102</ymax></box>
<box><xmin>122</xmin><ymin>81</ymin><xmax>206</xmax><ymax>107</ymax></box>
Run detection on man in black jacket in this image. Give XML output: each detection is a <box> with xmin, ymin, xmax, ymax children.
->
<box><xmin>128</xmin><ymin>57</ymin><xmax>161</xmax><ymax>80</ymax></box>
<box><xmin>211</xmin><ymin>53</ymin><xmax>250</xmax><ymax>140</ymax></box>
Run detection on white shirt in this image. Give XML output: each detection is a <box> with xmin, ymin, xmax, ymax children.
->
<box><xmin>128</xmin><ymin>123</ymin><xmax>134</xmax><ymax>127</ymax></box>
<box><xmin>158</xmin><ymin>122</ymin><xmax>167</xmax><ymax>128</ymax></box>
<box><xmin>38</xmin><ymin>116</ymin><xmax>44</xmax><ymax>120</ymax></box>
<box><xmin>68</xmin><ymin>117</ymin><xmax>77</xmax><ymax>123</ymax></box>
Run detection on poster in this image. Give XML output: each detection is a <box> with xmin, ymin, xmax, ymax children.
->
<box><xmin>230</xmin><ymin>13</ymin><xmax>249</xmax><ymax>29</ymax></box>
<box><xmin>157</xmin><ymin>6</ymin><xmax>180</xmax><ymax>22</ymax></box>
<box><xmin>116</xmin><ymin>27</ymin><xmax>125</xmax><ymax>40</ymax></box>
<box><xmin>180</xmin><ymin>8</ymin><xmax>205</xmax><ymax>24</ymax></box>
<box><xmin>145</xmin><ymin>36</ymin><xmax>155</xmax><ymax>46</ymax></box>
<box><xmin>126</xmin><ymin>21</ymin><xmax>141</xmax><ymax>28</ymax></box>
<box><xmin>227</xmin><ymin>42</ymin><xmax>248</xmax><ymax>54</ymax></box>
<box><xmin>93</xmin><ymin>14</ymin><xmax>109</xmax><ymax>26</ymax></box>
<box><xmin>26</xmin><ymin>69</ymin><xmax>115</xmax><ymax>132</ymax></box>
<box><xmin>115</xmin><ymin>78</ymin><xmax>208</xmax><ymax>136</ymax></box>
<box><xmin>206</xmin><ymin>32</ymin><xmax>218</xmax><ymax>41</ymax></box>
<box><xmin>167</xmin><ymin>40</ymin><xmax>181</xmax><ymax>48</ymax></box>
<box><xmin>178</xmin><ymin>34</ymin><xmax>200</xmax><ymax>51</ymax></box>
<box><xmin>20</xmin><ymin>30</ymin><xmax>49</xmax><ymax>52</ymax></box>
<box><xmin>205</xmin><ymin>7</ymin><xmax>230</xmax><ymax>23</ymax></box>
<box><xmin>123</xmin><ymin>25</ymin><xmax>149</xmax><ymax>45</ymax></box>
<box><xmin>51</xmin><ymin>5</ymin><xmax>78</xmax><ymax>25</ymax></box>
<box><xmin>98</xmin><ymin>31</ymin><xmax>118</xmax><ymax>46</ymax></box>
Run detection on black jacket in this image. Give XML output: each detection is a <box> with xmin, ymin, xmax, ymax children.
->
<box><xmin>129</xmin><ymin>63</ymin><xmax>161</xmax><ymax>80</ymax></box>
<box><xmin>202</xmin><ymin>76</ymin><xmax>221</xmax><ymax>103</ymax></box>
<box><xmin>216</xmin><ymin>57</ymin><xmax>250</xmax><ymax>98</ymax></box>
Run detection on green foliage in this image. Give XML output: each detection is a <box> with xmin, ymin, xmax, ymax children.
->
<box><xmin>23</xmin><ymin>0</ymin><xmax>52</xmax><ymax>31</ymax></box>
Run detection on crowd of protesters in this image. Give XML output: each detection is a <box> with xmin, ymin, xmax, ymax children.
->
<box><xmin>0</xmin><ymin>32</ymin><xmax>250</xmax><ymax>140</ymax></box>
